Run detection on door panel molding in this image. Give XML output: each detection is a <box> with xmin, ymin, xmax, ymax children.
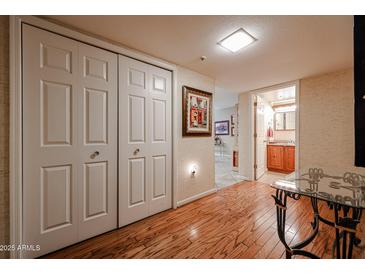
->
<box><xmin>83</xmin><ymin>161</ymin><xmax>108</xmax><ymax>220</ymax></box>
<box><xmin>40</xmin><ymin>80</ymin><xmax>72</xmax><ymax>146</ymax></box>
<box><xmin>128</xmin><ymin>157</ymin><xmax>147</xmax><ymax>207</ymax></box>
<box><xmin>84</xmin><ymin>87</ymin><xmax>108</xmax><ymax>145</ymax></box>
<box><xmin>152</xmin><ymin>155</ymin><xmax>167</xmax><ymax>199</ymax></box>
<box><xmin>40</xmin><ymin>164</ymin><xmax>72</xmax><ymax>233</ymax></box>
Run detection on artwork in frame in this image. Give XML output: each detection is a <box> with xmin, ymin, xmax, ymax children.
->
<box><xmin>231</xmin><ymin>126</ymin><xmax>235</xmax><ymax>136</ymax></box>
<box><xmin>182</xmin><ymin>86</ymin><xmax>213</xmax><ymax>136</ymax></box>
<box><xmin>231</xmin><ymin>114</ymin><xmax>236</xmax><ymax>125</ymax></box>
<box><xmin>215</xmin><ymin>120</ymin><xmax>230</xmax><ymax>135</ymax></box>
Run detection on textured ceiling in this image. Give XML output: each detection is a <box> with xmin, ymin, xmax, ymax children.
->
<box><xmin>46</xmin><ymin>15</ymin><xmax>353</xmax><ymax>93</ymax></box>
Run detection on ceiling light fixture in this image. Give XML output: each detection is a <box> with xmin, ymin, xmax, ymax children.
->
<box><xmin>218</xmin><ymin>28</ymin><xmax>256</xmax><ymax>53</ymax></box>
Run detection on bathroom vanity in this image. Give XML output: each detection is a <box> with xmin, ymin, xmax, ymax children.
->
<box><xmin>267</xmin><ymin>143</ymin><xmax>295</xmax><ymax>173</ymax></box>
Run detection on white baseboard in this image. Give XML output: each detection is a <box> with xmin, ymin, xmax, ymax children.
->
<box><xmin>176</xmin><ymin>188</ymin><xmax>217</xmax><ymax>207</ymax></box>
<box><xmin>234</xmin><ymin>175</ymin><xmax>248</xmax><ymax>181</ymax></box>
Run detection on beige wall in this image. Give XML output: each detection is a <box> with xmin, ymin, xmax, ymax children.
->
<box><xmin>274</xmin><ymin>130</ymin><xmax>296</xmax><ymax>142</ymax></box>
<box><xmin>0</xmin><ymin>15</ymin><xmax>9</xmax><ymax>259</ymax></box>
<box><xmin>238</xmin><ymin>92</ymin><xmax>252</xmax><ymax>179</ymax></box>
<box><xmin>215</xmin><ymin>106</ymin><xmax>236</xmax><ymax>156</ymax></box>
<box><xmin>299</xmin><ymin>68</ymin><xmax>365</xmax><ymax>173</ymax></box>
<box><xmin>176</xmin><ymin>66</ymin><xmax>216</xmax><ymax>203</ymax></box>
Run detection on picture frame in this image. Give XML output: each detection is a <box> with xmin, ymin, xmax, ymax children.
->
<box><xmin>182</xmin><ymin>86</ymin><xmax>213</xmax><ymax>136</ymax></box>
<box><xmin>231</xmin><ymin>126</ymin><xmax>235</xmax><ymax>136</ymax></box>
<box><xmin>231</xmin><ymin>114</ymin><xmax>235</xmax><ymax>125</ymax></box>
<box><xmin>215</xmin><ymin>120</ymin><xmax>230</xmax><ymax>135</ymax></box>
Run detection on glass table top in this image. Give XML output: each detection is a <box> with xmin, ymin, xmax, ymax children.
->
<box><xmin>271</xmin><ymin>167</ymin><xmax>365</xmax><ymax>209</ymax></box>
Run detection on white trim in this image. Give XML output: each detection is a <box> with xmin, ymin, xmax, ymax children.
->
<box><xmin>176</xmin><ymin>188</ymin><xmax>217</xmax><ymax>207</ymax></box>
<box><xmin>295</xmin><ymin>80</ymin><xmax>301</xmax><ymax>171</ymax></box>
<box><xmin>9</xmin><ymin>15</ymin><xmax>179</xmax><ymax>258</ymax></box>
<box><xmin>172</xmin><ymin>70</ymin><xmax>179</xmax><ymax>209</ymax></box>
<box><xmin>9</xmin><ymin>15</ymin><xmax>23</xmax><ymax>259</ymax></box>
<box><xmin>248</xmin><ymin>94</ymin><xmax>255</xmax><ymax>180</ymax></box>
<box><xmin>248</xmin><ymin>80</ymin><xmax>300</xmax><ymax>180</ymax></box>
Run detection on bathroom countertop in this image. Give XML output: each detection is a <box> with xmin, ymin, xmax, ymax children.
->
<box><xmin>267</xmin><ymin>142</ymin><xmax>295</xmax><ymax>147</ymax></box>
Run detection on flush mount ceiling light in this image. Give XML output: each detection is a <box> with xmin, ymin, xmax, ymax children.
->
<box><xmin>218</xmin><ymin>28</ymin><xmax>257</xmax><ymax>53</ymax></box>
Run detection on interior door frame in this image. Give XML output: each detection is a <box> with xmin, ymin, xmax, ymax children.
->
<box><xmin>248</xmin><ymin>80</ymin><xmax>300</xmax><ymax>181</ymax></box>
<box><xmin>253</xmin><ymin>95</ymin><xmax>258</xmax><ymax>180</ymax></box>
<box><xmin>9</xmin><ymin>15</ymin><xmax>179</xmax><ymax>258</ymax></box>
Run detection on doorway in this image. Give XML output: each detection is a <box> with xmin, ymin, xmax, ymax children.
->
<box><xmin>214</xmin><ymin>89</ymin><xmax>245</xmax><ymax>189</ymax></box>
<box><xmin>253</xmin><ymin>84</ymin><xmax>298</xmax><ymax>184</ymax></box>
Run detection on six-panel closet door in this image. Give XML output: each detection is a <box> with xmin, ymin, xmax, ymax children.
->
<box><xmin>119</xmin><ymin>55</ymin><xmax>172</xmax><ymax>227</ymax></box>
<box><xmin>22</xmin><ymin>24</ymin><xmax>118</xmax><ymax>258</ymax></box>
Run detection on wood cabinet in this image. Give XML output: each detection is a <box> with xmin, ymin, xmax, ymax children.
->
<box><xmin>267</xmin><ymin>145</ymin><xmax>295</xmax><ymax>173</ymax></box>
<box><xmin>284</xmin><ymin>146</ymin><xmax>295</xmax><ymax>172</ymax></box>
<box><xmin>267</xmin><ymin>145</ymin><xmax>284</xmax><ymax>171</ymax></box>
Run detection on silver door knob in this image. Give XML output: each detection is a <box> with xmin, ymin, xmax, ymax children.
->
<box><xmin>91</xmin><ymin>151</ymin><xmax>100</xmax><ymax>159</ymax></box>
<box><xmin>134</xmin><ymin>148</ymin><xmax>140</xmax><ymax>155</ymax></box>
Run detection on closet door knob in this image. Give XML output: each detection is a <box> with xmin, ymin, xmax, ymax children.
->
<box><xmin>91</xmin><ymin>151</ymin><xmax>100</xmax><ymax>159</ymax></box>
<box><xmin>134</xmin><ymin>148</ymin><xmax>140</xmax><ymax>155</ymax></box>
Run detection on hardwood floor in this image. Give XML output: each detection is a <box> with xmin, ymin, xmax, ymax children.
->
<box><xmin>43</xmin><ymin>181</ymin><xmax>365</xmax><ymax>259</ymax></box>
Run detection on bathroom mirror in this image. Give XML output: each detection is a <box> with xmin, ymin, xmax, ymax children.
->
<box><xmin>274</xmin><ymin>112</ymin><xmax>285</xmax><ymax>130</ymax></box>
<box><xmin>274</xmin><ymin>111</ymin><xmax>295</xmax><ymax>131</ymax></box>
<box><xmin>285</xmin><ymin>111</ymin><xmax>295</xmax><ymax>130</ymax></box>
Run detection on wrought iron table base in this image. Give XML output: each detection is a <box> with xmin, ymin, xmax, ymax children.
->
<box><xmin>272</xmin><ymin>189</ymin><xmax>363</xmax><ymax>259</ymax></box>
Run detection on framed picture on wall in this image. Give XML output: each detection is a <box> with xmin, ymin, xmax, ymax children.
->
<box><xmin>215</xmin><ymin>120</ymin><xmax>230</xmax><ymax>135</ymax></box>
<box><xmin>231</xmin><ymin>126</ymin><xmax>235</xmax><ymax>136</ymax></box>
<box><xmin>231</xmin><ymin>114</ymin><xmax>236</xmax><ymax>125</ymax></box>
<box><xmin>182</xmin><ymin>86</ymin><xmax>213</xmax><ymax>136</ymax></box>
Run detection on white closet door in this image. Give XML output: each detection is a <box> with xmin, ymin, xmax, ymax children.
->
<box><xmin>119</xmin><ymin>55</ymin><xmax>172</xmax><ymax>227</ymax></box>
<box><xmin>148</xmin><ymin>65</ymin><xmax>172</xmax><ymax>215</ymax></box>
<box><xmin>77</xmin><ymin>43</ymin><xmax>118</xmax><ymax>241</ymax></box>
<box><xmin>22</xmin><ymin>24</ymin><xmax>118</xmax><ymax>258</ymax></box>
<box><xmin>23</xmin><ymin>24</ymin><xmax>80</xmax><ymax>258</ymax></box>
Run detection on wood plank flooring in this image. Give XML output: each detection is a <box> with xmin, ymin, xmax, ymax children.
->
<box><xmin>43</xmin><ymin>181</ymin><xmax>365</xmax><ymax>259</ymax></box>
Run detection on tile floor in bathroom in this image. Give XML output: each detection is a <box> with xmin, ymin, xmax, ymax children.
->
<box><xmin>215</xmin><ymin>154</ymin><xmax>246</xmax><ymax>189</ymax></box>
<box><xmin>256</xmin><ymin>171</ymin><xmax>288</xmax><ymax>185</ymax></box>
<box><xmin>215</xmin><ymin>153</ymin><xmax>287</xmax><ymax>189</ymax></box>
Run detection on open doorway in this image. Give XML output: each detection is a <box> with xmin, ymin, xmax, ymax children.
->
<box><xmin>214</xmin><ymin>88</ymin><xmax>245</xmax><ymax>189</ymax></box>
<box><xmin>253</xmin><ymin>84</ymin><xmax>297</xmax><ymax>184</ymax></box>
